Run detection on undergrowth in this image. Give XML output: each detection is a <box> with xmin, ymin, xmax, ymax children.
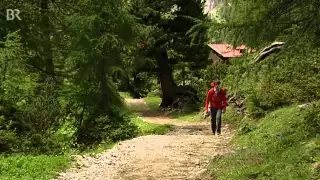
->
<box><xmin>207</xmin><ymin>104</ymin><xmax>320</xmax><ymax>180</ymax></box>
<box><xmin>0</xmin><ymin>154</ymin><xmax>70</xmax><ymax>180</ymax></box>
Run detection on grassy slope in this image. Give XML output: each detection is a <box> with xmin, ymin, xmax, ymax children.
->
<box><xmin>0</xmin><ymin>154</ymin><xmax>70</xmax><ymax>180</ymax></box>
<box><xmin>208</xmin><ymin>105</ymin><xmax>320</xmax><ymax>180</ymax></box>
<box><xmin>0</xmin><ymin>144</ymin><xmax>117</xmax><ymax>180</ymax></box>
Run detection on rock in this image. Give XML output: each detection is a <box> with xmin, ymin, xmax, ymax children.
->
<box><xmin>71</xmin><ymin>155</ymin><xmax>82</xmax><ymax>161</ymax></box>
<box><xmin>82</xmin><ymin>163</ymin><xmax>89</xmax><ymax>168</ymax></box>
<box><xmin>312</xmin><ymin>162</ymin><xmax>320</xmax><ymax>169</ymax></box>
<box><xmin>195</xmin><ymin>160</ymin><xmax>201</xmax><ymax>166</ymax></box>
<box><xmin>58</xmin><ymin>172</ymin><xmax>66</xmax><ymax>177</ymax></box>
<box><xmin>75</xmin><ymin>162</ymin><xmax>83</xmax><ymax>169</ymax></box>
<box><xmin>298</xmin><ymin>103</ymin><xmax>312</xmax><ymax>109</ymax></box>
<box><xmin>189</xmin><ymin>169</ymin><xmax>207</xmax><ymax>180</ymax></box>
<box><xmin>195</xmin><ymin>169</ymin><xmax>207</xmax><ymax>177</ymax></box>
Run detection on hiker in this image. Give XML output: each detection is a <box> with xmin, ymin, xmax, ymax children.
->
<box><xmin>205</xmin><ymin>80</ymin><xmax>227</xmax><ymax>135</ymax></box>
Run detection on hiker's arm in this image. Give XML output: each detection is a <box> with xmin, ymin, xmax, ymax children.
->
<box><xmin>205</xmin><ymin>90</ymin><xmax>211</xmax><ymax>112</ymax></box>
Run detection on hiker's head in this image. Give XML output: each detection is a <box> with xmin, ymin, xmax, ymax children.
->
<box><xmin>214</xmin><ymin>80</ymin><xmax>221</xmax><ymax>91</ymax></box>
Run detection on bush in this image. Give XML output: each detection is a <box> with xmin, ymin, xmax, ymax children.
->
<box><xmin>127</xmin><ymin>72</ymin><xmax>157</xmax><ymax>98</ymax></box>
<box><xmin>303</xmin><ymin>102</ymin><xmax>320</xmax><ymax>135</ymax></box>
<box><xmin>223</xmin><ymin>106</ymin><xmax>245</xmax><ymax>126</ymax></box>
<box><xmin>246</xmin><ymin>95</ymin><xmax>265</xmax><ymax>119</ymax></box>
<box><xmin>256</xmin><ymin>82</ymin><xmax>296</xmax><ymax>110</ymax></box>
<box><xmin>14</xmin><ymin>84</ymin><xmax>65</xmax><ymax>136</ymax></box>
<box><xmin>147</xmin><ymin>89</ymin><xmax>162</xmax><ymax>98</ymax></box>
<box><xmin>0</xmin><ymin>111</ymin><xmax>67</xmax><ymax>154</ymax></box>
<box><xmin>76</xmin><ymin>112</ymin><xmax>138</xmax><ymax>146</ymax></box>
<box><xmin>25</xmin><ymin>133</ymin><xmax>65</xmax><ymax>154</ymax></box>
<box><xmin>108</xmin><ymin>116</ymin><xmax>139</xmax><ymax>141</ymax></box>
<box><xmin>150</xmin><ymin>83</ymin><xmax>161</xmax><ymax>92</ymax></box>
<box><xmin>0</xmin><ymin>130</ymin><xmax>17</xmax><ymax>153</ymax></box>
<box><xmin>237</xmin><ymin>117</ymin><xmax>257</xmax><ymax>135</ymax></box>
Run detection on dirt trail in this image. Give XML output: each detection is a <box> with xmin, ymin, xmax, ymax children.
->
<box><xmin>55</xmin><ymin>98</ymin><xmax>235</xmax><ymax>180</ymax></box>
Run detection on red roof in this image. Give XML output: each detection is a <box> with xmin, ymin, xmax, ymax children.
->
<box><xmin>208</xmin><ymin>44</ymin><xmax>245</xmax><ymax>58</ymax></box>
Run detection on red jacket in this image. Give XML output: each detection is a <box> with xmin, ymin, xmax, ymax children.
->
<box><xmin>205</xmin><ymin>84</ymin><xmax>227</xmax><ymax>112</ymax></box>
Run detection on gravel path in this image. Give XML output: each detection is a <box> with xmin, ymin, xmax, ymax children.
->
<box><xmin>55</xmin><ymin>98</ymin><xmax>235</xmax><ymax>180</ymax></box>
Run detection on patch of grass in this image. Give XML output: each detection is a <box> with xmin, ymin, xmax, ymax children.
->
<box><xmin>0</xmin><ymin>154</ymin><xmax>70</xmax><ymax>180</ymax></box>
<box><xmin>78</xmin><ymin>142</ymin><xmax>116</xmax><ymax>156</ymax></box>
<box><xmin>145</xmin><ymin>95</ymin><xmax>161</xmax><ymax>112</ymax></box>
<box><xmin>169</xmin><ymin>106</ymin><xmax>242</xmax><ymax>123</ymax></box>
<box><xmin>91</xmin><ymin>143</ymin><xmax>116</xmax><ymax>154</ymax></box>
<box><xmin>131</xmin><ymin>116</ymin><xmax>173</xmax><ymax>135</ymax></box>
<box><xmin>208</xmin><ymin>149</ymin><xmax>266</xmax><ymax>180</ymax></box>
<box><xmin>169</xmin><ymin>111</ymin><xmax>203</xmax><ymax>122</ymax></box>
<box><xmin>126</xmin><ymin>101</ymin><xmax>149</xmax><ymax>112</ymax></box>
<box><xmin>208</xmin><ymin>105</ymin><xmax>320</xmax><ymax>180</ymax></box>
<box><xmin>119</xmin><ymin>92</ymin><xmax>132</xmax><ymax>99</ymax></box>
<box><xmin>0</xmin><ymin>142</ymin><xmax>117</xmax><ymax>180</ymax></box>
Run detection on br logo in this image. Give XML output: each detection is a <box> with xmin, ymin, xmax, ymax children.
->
<box><xmin>6</xmin><ymin>9</ymin><xmax>21</xmax><ymax>21</ymax></box>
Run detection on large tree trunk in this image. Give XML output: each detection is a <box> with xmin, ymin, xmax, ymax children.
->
<box><xmin>40</xmin><ymin>0</ymin><xmax>55</xmax><ymax>82</ymax></box>
<box><xmin>132</xmin><ymin>72</ymin><xmax>142</xmax><ymax>98</ymax></box>
<box><xmin>155</xmin><ymin>48</ymin><xmax>199</xmax><ymax>109</ymax></box>
<box><xmin>156</xmin><ymin>48</ymin><xmax>177</xmax><ymax>108</ymax></box>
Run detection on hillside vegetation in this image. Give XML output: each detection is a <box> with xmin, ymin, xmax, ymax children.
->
<box><xmin>198</xmin><ymin>0</ymin><xmax>320</xmax><ymax>179</ymax></box>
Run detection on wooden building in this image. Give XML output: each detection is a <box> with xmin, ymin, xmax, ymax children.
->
<box><xmin>207</xmin><ymin>44</ymin><xmax>247</xmax><ymax>64</ymax></box>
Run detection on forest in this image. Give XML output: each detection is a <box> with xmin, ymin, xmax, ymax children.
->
<box><xmin>0</xmin><ymin>0</ymin><xmax>319</xmax><ymax>179</ymax></box>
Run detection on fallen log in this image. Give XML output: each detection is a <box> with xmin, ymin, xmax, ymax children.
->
<box><xmin>254</xmin><ymin>41</ymin><xmax>285</xmax><ymax>63</ymax></box>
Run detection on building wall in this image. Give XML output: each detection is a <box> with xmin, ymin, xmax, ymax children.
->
<box><xmin>208</xmin><ymin>50</ymin><xmax>226</xmax><ymax>64</ymax></box>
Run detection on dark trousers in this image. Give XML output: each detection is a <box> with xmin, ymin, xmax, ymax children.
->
<box><xmin>210</xmin><ymin>108</ymin><xmax>222</xmax><ymax>134</ymax></box>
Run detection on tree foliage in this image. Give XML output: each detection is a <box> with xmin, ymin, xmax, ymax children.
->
<box><xmin>126</xmin><ymin>0</ymin><xmax>210</xmax><ymax>108</ymax></box>
<box><xmin>0</xmin><ymin>0</ymin><xmax>146</xmax><ymax>153</ymax></box>
<box><xmin>203</xmin><ymin>0</ymin><xmax>320</xmax><ymax>118</ymax></box>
